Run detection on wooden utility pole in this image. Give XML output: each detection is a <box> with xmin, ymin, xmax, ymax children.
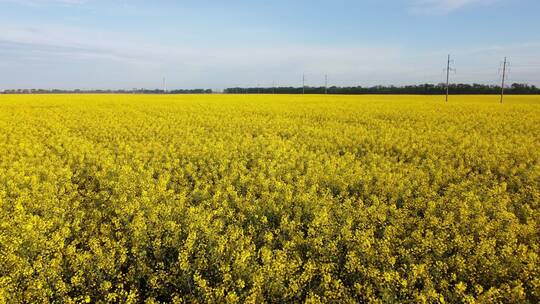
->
<box><xmin>500</xmin><ymin>57</ymin><xmax>507</xmax><ymax>103</ymax></box>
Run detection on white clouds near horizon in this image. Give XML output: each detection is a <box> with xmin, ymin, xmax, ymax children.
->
<box><xmin>0</xmin><ymin>0</ymin><xmax>538</xmax><ymax>89</ymax></box>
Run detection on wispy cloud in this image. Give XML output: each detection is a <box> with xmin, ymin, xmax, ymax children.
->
<box><xmin>0</xmin><ymin>0</ymin><xmax>87</xmax><ymax>7</ymax></box>
<box><xmin>410</xmin><ymin>0</ymin><xmax>502</xmax><ymax>14</ymax></box>
<box><xmin>2</xmin><ymin>23</ymin><xmax>538</xmax><ymax>90</ymax></box>
<box><xmin>0</xmin><ymin>23</ymin><xmax>404</xmax><ymax>89</ymax></box>
<box><xmin>0</xmin><ymin>6</ymin><xmax>538</xmax><ymax>89</ymax></box>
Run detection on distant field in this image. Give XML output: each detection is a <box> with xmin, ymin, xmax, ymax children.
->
<box><xmin>1</xmin><ymin>94</ymin><xmax>539</xmax><ymax>303</ymax></box>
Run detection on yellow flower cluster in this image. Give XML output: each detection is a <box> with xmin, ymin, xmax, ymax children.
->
<box><xmin>0</xmin><ymin>94</ymin><xmax>539</xmax><ymax>303</ymax></box>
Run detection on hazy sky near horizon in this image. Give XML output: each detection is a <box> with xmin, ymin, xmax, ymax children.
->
<box><xmin>1</xmin><ymin>0</ymin><xmax>539</xmax><ymax>90</ymax></box>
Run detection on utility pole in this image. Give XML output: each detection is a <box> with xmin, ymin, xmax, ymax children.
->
<box><xmin>302</xmin><ymin>73</ymin><xmax>305</xmax><ymax>94</ymax></box>
<box><xmin>163</xmin><ymin>77</ymin><xmax>166</xmax><ymax>93</ymax></box>
<box><xmin>272</xmin><ymin>81</ymin><xmax>275</xmax><ymax>94</ymax></box>
<box><xmin>500</xmin><ymin>57</ymin><xmax>508</xmax><ymax>103</ymax></box>
<box><xmin>325</xmin><ymin>74</ymin><xmax>328</xmax><ymax>94</ymax></box>
<box><xmin>444</xmin><ymin>54</ymin><xmax>454</xmax><ymax>102</ymax></box>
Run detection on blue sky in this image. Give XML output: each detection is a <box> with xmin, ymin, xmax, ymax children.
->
<box><xmin>1</xmin><ymin>0</ymin><xmax>539</xmax><ymax>90</ymax></box>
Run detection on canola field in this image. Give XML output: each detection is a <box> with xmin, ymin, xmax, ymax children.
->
<box><xmin>0</xmin><ymin>94</ymin><xmax>539</xmax><ymax>303</ymax></box>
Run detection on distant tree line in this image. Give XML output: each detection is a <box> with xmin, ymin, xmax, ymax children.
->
<box><xmin>0</xmin><ymin>88</ymin><xmax>213</xmax><ymax>94</ymax></box>
<box><xmin>224</xmin><ymin>83</ymin><xmax>540</xmax><ymax>95</ymax></box>
<box><xmin>3</xmin><ymin>83</ymin><xmax>539</xmax><ymax>95</ymax></box>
